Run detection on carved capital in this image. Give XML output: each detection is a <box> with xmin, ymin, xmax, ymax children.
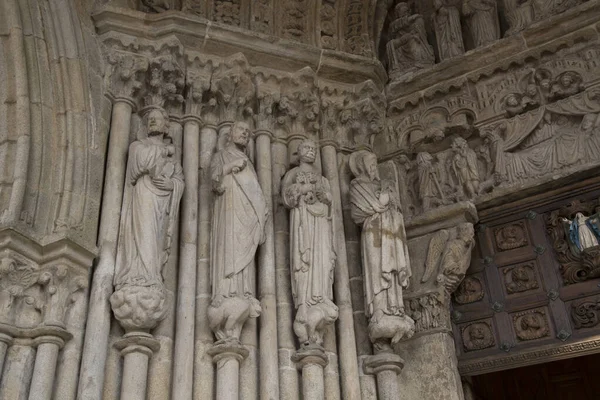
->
<box><xmin>185</xmin><ymin>60</ymin><xmax>212</xmax><ymax>118</ymax></box>
<box><xmin>38</xmin><ymin>264</ymin><xmax>87</xmax><ymax>328</ymax></box>
<box><xmin>276</xmin><ymin>68</ymin><xmax>320</xmax><ymax>138</ymax></box>
<box><xmin>142</xmin><ymin>56</ymin><xmax>185</xmax><ymax>114</ymax></box>
<box><xmin>210</xmin><ymin>54</ymin><xmax>255</xmax><ymax>123</ymax></box>
<box><xmin>105</xmin><ymin>51</ymin><xmax>149</xmax><ymax>104</ymax></box>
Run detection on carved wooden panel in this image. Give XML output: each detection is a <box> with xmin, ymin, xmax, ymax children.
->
<box><xmin>453</xmin><ymin>178</ymin><xmax>600</xmax><ymax>375</ymax></box>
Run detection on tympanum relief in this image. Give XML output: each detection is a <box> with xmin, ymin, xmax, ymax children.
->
<box><xmin>513</xmin><ymin>308</ymin><xmax>550</xmax><ymax>341</ymax></box>
<box><xmin>349</xmin><ymin>150</ymin><xmax>415</xmax><ymax>350</ymax></box>
<box><xmin>461</xmin><ymin>320</ymin><xmax>495</xmax><ymax>351</ymax></box>
<box><xmin>282</xmin><ymin>139</ymin><xmax>338</xmax><ymax>348</ymax></box>
<box><xmin>545</xmin><ymin>199</ymin><xmax>600</xmax><ymax>285</ymax></box>
<box><xmin>208</xmin><ymin>121</ymin><xmax>267</xmax><ymax>342</ymax></box>
<box><xmin>110</xmin><ymin>107</ymin><xmax>184</xmax><ymax>332</ymax></box>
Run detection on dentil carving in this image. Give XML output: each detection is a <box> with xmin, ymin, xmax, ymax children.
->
<box><xmin>513</xmin><ymin>309</ymin><xmax>549</xmax><ymax>340</ymax></box>
<box><xmin>110</xmin><ymin>107</ymin><xmax>184</xmax><ymax>332</ymax></box>
<box><xmin>432</xmin><ymin>0</ymin><xmax>465</xmax><ymax>61</ymax></box>
<box><xmin>503</xmin><ymin>263</ymin><xmax>539</xmax><ymax>294</ymax></box>
<box><xmin>349</xmin><ymin>150</ymin><xmax>415</xmax><ymax>349</ymax></box>
<box><xmin>462</xmin><ymin>0</ymin><xmax>500</xmax><ymax>48</ymax></box>
<box><xmin>571</xmin><ymin>298</ymin><xmax>600</xmax><ymax>329</ymax></box>
<box><xmin>462</xmin><ymin>321</ymin><xmax>495</xmax><ymax>351</ymax></box>
<box><xmin>208</xmin><ymin>121</ymin><xmax>267</xmax><ymax>342</ymax></box>
<box><xmin>494</xmin><ymin>222</ymin><xmax>528</xmax><ymax>251</ymax></box>
<box><xmin>385</xmin><ymin>3</ymin><xmax>434</xmax><ymax>76</ymax></box>
<box><xmin>423</xmin><ymin>223</ymin><xmax>475</xmax><ymax>294</ymax></box>
<box><xmin>282</xmin><ymin>140</ymin><xmax>338</xmax><ymax>348</ymax></box>
<box><xmin>454</xmin><ymin>276</ymin><xmax>484</xmax><ymax>304</ymax></box>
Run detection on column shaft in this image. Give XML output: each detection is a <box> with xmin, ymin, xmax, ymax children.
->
<box><xmin>120</xmin><ymin>350</ymin><xmax>150</xmax><ymax>400</ymax></box>
<box><xmin>194</xmin><ymin>125</ymin><xmax>218</xmax><ymax>400</ymax></box>
<box><xmin>0</xmin><ymin>344</ymin><xmax>36</xmax><ymax>400</ymax></box>
<box><xmin>28</xmin><ymin>341</ymin><xmax>61</xmax><ymax>400</ymax></box>
<box><xmin>215</xmin><ymin>356</ymin><xmax>241</xmax><ymax>400</ymax></box>
<box><xmin>320</xmin><ymin>145</ymin><xmax>361</xmax><ymax>400</ymax></box>
<box><xmin>0</xmin><ymin>334</ymin><xmax>11</xmax><ymax>376</ymax></box>
<box><xmin>376</xmin><ymin>370</ymin><xmax>400</xmax><ymax>400</ymax></box>
<box><xmin>172</xmin><ymin>118</ymin><xmax>200</xmax><ymax>400</ymax></box>
<box><xmin>302</xmin><ymin>363</ymin><xmax>325</xmax><ymax>400</ymax></box>
<box><xmin>78</xmin><ymin>100</ymin><xmax>133</xmax><ymax>400</ymax></box>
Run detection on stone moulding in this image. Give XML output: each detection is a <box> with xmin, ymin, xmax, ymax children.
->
<box><xmin>458</xmin><ymin>337</ymin><xmax>600</xmax><ymax>376</ymax></box>
<box><xmin>92</xmin><ymin>5</ymin><xmax>386</xmax><ymax>87</ymax></box>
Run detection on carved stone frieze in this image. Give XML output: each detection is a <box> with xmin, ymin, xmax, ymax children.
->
<box><xmin>461</xmin><ymin>320</ymin><xmax>495</xmax><ymax>351</ymax></box>
<box><xmin>494</xmin><ymin>221</ymin><xmax>528</xmax><ymax>252</ymax></box>
<box><xmin>502</xmin><ymin>262</ymin><xmax>540</xmax><ymax>294</ymax></box>
<box><xmin>251</xmin><ymin>0</ymin><xmax>273</xmax><ymax>34</ymax></box>
<box><xmin>571</xmin><ymin>298</ymin><xmax>600</xmax><ymax>329</ymax></box>
<box><xmin>513</xmin><ymin>308</ymin><xmax>550</xmax><ymax>341</ymax></box>
<box><xmin>406</xmin><ymin>292</ymin><xmax>450</xmax><ymax>334</ymax></box>
<box><xmin>453</xmin><ymin>276</ymin><xmax>484</xmax><ymax>305</ymax></box>
<box><xmin>0</xmin><ymin>255</ymin><xmax>43</xmax><ymax>325</ymax></box>
<box><xmin>320</xmin><ymin>0</ymin><xmax>338</xmax><ymax>50</ymax></box>
<box><xmin>281</xmin><ymin>0</ymin><xmax>311</xmax><ymax>43</ymax></box>
<box><xmin>545</xmin><ymin>199</ymin><xmax>600</xmax><ymax>284</ymax></box>
<box><xmin>344</xmin><ymin>0</ymin><xmax>371</xmax><ymax>57</ymax></box>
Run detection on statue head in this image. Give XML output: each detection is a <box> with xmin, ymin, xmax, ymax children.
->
<box><xmin>298</xmin><ymin>139</ymin><xmax>317</xmax><ymax>164</ymax></box>
<box><xmin>417</xmin><ymin>152</ymin><xmax>433</xmax><ymax>165</ymax></box>
<box><xmin>394</xmin><ymin>2</ymin><xmax>410</xmax><ymax>18</ymax></box>
<box><xmin>561</xmin><ymin>73</ymin><xmax>573</xmax><ymax>87</ymax></box>
<box><xmin>145</xmin><ymin>107</ymin><xmax>169</xmax><ymax>137</ymax></box>
<box><xmin>505</xmin><ymin>94</ymin><xmax>519</xmax><ymax>107</ymax></box>
<box><xmin>452</xmin><ymin>137</ymin><xmax>468</xmax><ymax>152</ymax></box>
<box><xmin>229</xmin><ymin>121</ymin><xmax>252</xmax><ymax>148</ymax></box>
<box><xmin>457</xmin><ymin>223</ymin><xmax>474</xmax><ymax>245</ymax></box>
<box><xmin>581</xmin><ymin>114</ymin><xmax>598</xmax><ymax>132</ymax></box>
<box><xmin>349</xmin><ymin>150</ymin><xmax>379</xmax><ymax>181</ymax></box>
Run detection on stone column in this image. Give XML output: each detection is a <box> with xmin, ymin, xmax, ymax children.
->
<box><xmin>397</xmin><ymin>203</ymin><xmax>477</xmax><ymax>400</ymax></box>
<box><xmin>293</xmin><ymin>348</ymin><xmax>328</xmax><ymax>400</ymax></box>
<box><xmin>78</xmin><ymin>96</ymin><xmax>135</xmax><ymax>400</ymax></box>
<box><xmin>194</xmin><ymin>123</ymin><xmax>218</xmax><ymax>400</ymax></box>
<box><xmin>273</xmin><ymin>139</ymin><xmax>300</xmax><ymax>400</ymax></box>
<box><xmin>320</xmin><ymin>143</ymin><xmax>361</xmax><ymax>400</ymax></box>
<box><xmin>115</xmin><ymin>332</ymin><xmax>160</xmax><ymax>400</ymax></box>
<box><xmin>172</xmin><ymin>115</ymin><xmax>201</xmax><ymax>400</ymax></box>
<box><xmin>0</xmin><ymin>333</ymin><xmax>12</xmax><ymax>374</ymax></box>
<box><xmin>207</xmin><ymin>341</ymin><xmax>249</xmax><ymax>400</ymax></box>
<box><xmin>28</xmin><ymin>334</ymin><xmax>66</xmax><ymax>400</ymax></box>
<box><xmin>255</xmin><ymin>131</ymin><xmax>280</xmax><ymax>400</ymax></box>
<box><xmin>363</xmin><ymin>353</ymin><xmax>404</xmax><ymax>400</ymax></box>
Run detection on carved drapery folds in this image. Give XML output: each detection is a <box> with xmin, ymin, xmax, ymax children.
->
<box><xmin>432</xmin><ymin>0</ymin><xmax>465</xmax><ymax>61</ymax></box>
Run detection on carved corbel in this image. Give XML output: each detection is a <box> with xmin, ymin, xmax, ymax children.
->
<box><xmin>210</xmin><ymin>54</ymin><xmax>256</xmax><ymax>123</ymax></box>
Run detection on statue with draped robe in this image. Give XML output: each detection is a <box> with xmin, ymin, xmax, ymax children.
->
<box><xmin>349</xmin><ymin>151</ymin><xmax>414</xmax><ymax>350</ymax></box>
<box><xmin>462</xmin><ymin>0</ymin><xmax>500</xmax><ymax>48</ymax></box>
<box><xmin>111</xmin><ymin>107</ymin><xmax>184</xmax><ymax>331</ymax></box>
<box><xmin>432</xmin><ymin>0</ymin><xmax>465</xmax><ymax>61</ymax></box>
<box><xmin>208</xmin><ymin>121</ymin><xmax>267</xmax><ymax>342</ymax></box>
<box><xmin>282</xmin><ymin>140</ymin><xmax>338</xmax><ymax>348</ymax></box>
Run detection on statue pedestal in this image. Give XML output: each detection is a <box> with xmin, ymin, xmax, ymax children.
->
<box><xmin>293</xmin><ymin>346</ymin><xmax>329</xmax><ymax>400</ymax></box>
<box><xmin>208</xmin><ymin>340</ymin><xmax>249</xmax><ymax>400</ymax></box>
<box><xmin>364</xmin><ymin>353</ymin><xmax>405</xmax><ymax>400</ymax></box>
<box><xmin>115</xmin><ymin>332</ymin><xmax>160</xmax><ymax>400</ymax></box>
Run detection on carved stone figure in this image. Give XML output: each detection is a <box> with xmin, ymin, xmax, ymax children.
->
<box><xmin>208</xmin><ymin>121</ymin><xmax>267</xmax><ymax>342</ymax></box>
<box><xmin>454</xmin><ymin>276</ymin><xmax>485</xmax><ymax>304</ymax></box>
<box><xmin>450</xmin><ymin>137</ymin><xmax>480</xmax><ymax>199</ymax></box>
<box><xmin>407</xmin><ymin>293</ymin><xmax>447</xmax><ymax>333</ymax></box>
<box><xmin>141</xmin><ymin>0</ymin><xmax>171</xmax><ymax>13</ymax></box>
<box><xmin>462</xmin><ymin>321</ymin><xmax>495</xmax><ymax>351</ymax></box>
<box><xmin>349</xmin><ymin>150</ymin><xmax>415</xmax><ymax>349</ymax></box>
<box><xmin>386</xmin><ymin>2</ymin><xmax>435</xmax><ymax>74</ymax></box>
<box><xmin>432</xmin><ymin>0</ymin><xmax>465</xmax><ymax>61</ymax></box>
<box><xmin>504</xmin><ymin>264</ymin><xmax>539</xmax><ymax>293</ymax></box>
<box><xmin>549</xmin><ymin>72</ymin><xmax>585</xmax><ymax>101</ymax></box>
<box><xmin>504</xmin><ymin>0</ymin><xmax>533</xmax><ymax>36</ymax></box>
<box><xmin>417</xmin><ymin>152</ymin><xmax>444</xmax><ymax>211</ymax></box>
<box><xmin>494</xmin><ymin>222</ymin><xmax>528</xmax><ymax>251</ymax></box>
<box><xmin>462</xmin><ymin>0</ymin><xmax>500</xmax><ymax>48</ymax></box>
<box><xmin>110</xmin><ymin>107</ymin><xmax>184</xmax><ymax>331</ymax></box>
<box><xmin>282</xmin><ymin>140</ymin><xmax>338</xmax><ymax>347</ymax></box>
<box><xmin>514</xmin><ymin>309</ymin><xmax>549</xmax><ymax>340</ymax></box>
<box><xmin>532</xmin><ymin>0</ymin><xmax>584</xmax><ymax>21</ymax></box>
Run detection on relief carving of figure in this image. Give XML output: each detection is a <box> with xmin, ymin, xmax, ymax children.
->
<box><xmin>504</xmin><ymin>0</ymin><xmax>533</xmax><ymax>36</ymax></box>
<box><xmin>110</xmin><ymin>107</ymin><xmax>184</xmax><ymax>331</ymax></box>
<box><xmin>208</xmin><ymin>121</ymin><xmax>267</xmax><ymax>342</ymax></box>
<box><xmin>386</xmin><ymin>2</ymin><xmax>435</xmax><ymax>74</ymax></box>
<box><xmin>349</xmin><ymin>151</ymin><xmax>415</xmax><ymax>349</ymax></box>
<box><xmin>417</xmin><ymin>152</ymin><xmax>445</xmax><ymax>212</ymax></box>
<box><xmin>462</xmin><ymin>0</ymin><xmax>500</xmax><ymax>48</ymax></box>
<box><xmin>549</xmin><ymin>72</ymin><xmax>585</xmax><ymax>101</ymax></box>
<box><xmin>462</xmin><ymin>321</ymin><xmax>495</xmax><ymax>351</ymax></box>
<box><xmin>514</xmin><ymin>310</ymin><xmax>549</xmax><ymax>340</ymax></box>
<box><xmin>432</xmin><ymin>0</ymin><xmax>465</xmax><ymax>61</ymax></box>
<box><xmin>450</xmin><ymin>137</ymin><xmax>480</xmax><ymax>199</ymax></box>
<box><xmin>282</xmin><ymin>140</ymin><xmax>338</xmax><ymax>348</ymax></box>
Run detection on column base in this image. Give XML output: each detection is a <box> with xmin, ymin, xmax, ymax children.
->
<box><xmin>363</xmin><ymin>352</ymin><xmax>404</xmax><ymax>375</ymax></box>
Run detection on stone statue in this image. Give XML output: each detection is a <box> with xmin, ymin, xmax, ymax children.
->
<box><xmin>504</xmin><ymin>0</ymin><xmax>533</xmax><ymax>36</ymax></box>
<box><xmin>450</xmin><ymin>137</ymin><xmax>480</xmax><ymax>199</ymax></box>
<box><xmin>208</xmin><ymin>121</ymin><xmax>267</xmax><ymax>342</ymax></box>
<box><xmin>417</xmin><ymin>152</ymin><xmax>444</xmax><ymax>211</ymax></box>
<box><xmin>386</xmin><ymin>2</ymin><xmax>435</xmax><ymax>74</ymax></box>
<box><xmin>462</xmin><ymin>0</ymin><xmax>500</xmax><ymax>48</ymax></box>
<box><xmin>110</xmin><ymin>107</ymin><xmax>184</xmax><ymax>331</ymax></box>
<box><xmin>349</xmin><ymin>150</ymin><xmax>414</xmax><ymax>350</ymax></box>
<box><xmin>532</xmin><ymin>0</ymin><xmax>584</xmax><ymax>21</ymax></box>
<box><xmin>432</xmin><ymin>0</ymin><xmax>465</xmax><ymax>61</ymax></box>
<box><xmin>281</xmin><ymin>140</ymin><xmax>338</xmax><ymax>348</ymax></box>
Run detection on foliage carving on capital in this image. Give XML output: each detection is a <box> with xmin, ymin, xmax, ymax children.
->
<box><xmin>345</xmin><ymin>81</ymin><xmax>385</xmax><ymax>149</ymax></box>
<box><xmin>185</xmin><ymin>58</ymin><xmax>213</xmax><ymax>118</ymax></box>
<box><xmin>38</xmin><ymin>265</ymin><xmax>87</xmax><ymax>328</ymax></box>
<box><xmin>210</xmin><ymin>54</ymin><xmax>255</xmax><ymax>123</ymax></box>
<box><xmin>106</xmin><ymin>51</ymin><xmax>149</xmax><ymax>102</ymax></box>
<box><xmin>143</xmin><ymin>56</ymin><xmax>185</xmax><ymax>114</ymax></box>
<box><xmin>254</xmin><ymin>72</ymin><xmax>281</xmax><ymax>133</ymax></box>
<box><xmin>0</xmin><ymin>255</ymin><xmax>42</xmax><ymax>325</ymax></box>
<box><xmin>276</xmin><ymin>68</ymin><xmax>320</xmax><ymax>137</ymax></box>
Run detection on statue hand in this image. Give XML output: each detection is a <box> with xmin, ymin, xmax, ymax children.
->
<box><xmin>379</xmin><ymin>192</ymin><xmax>390</xmax><ymax>206</ymax></box>
<box><xmin>231</xmin><ymin>158</ymin><xmax>247</xmax><ymax>174</ymax></box>
<box><xmin>152</xmin><ymin>176</ymin><xmax>174</xmax><ymax>191</ymax></box>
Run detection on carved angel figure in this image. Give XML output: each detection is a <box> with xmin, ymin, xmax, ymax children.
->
<box><xmin>432</xmin><ymin>0</ymin><xmax>465</xmax><ymax>61</ymax></box>
<box><xmin>208</xmin><ymin>121</ymin><xmax>267</xmax><ymax>342</ymax></box>
<box><xmin>386</xmin><ymin>2</ymin><xmax>435</xmax><ymax>74</ymax></box>
<box><xmin>462</xmin><ymin>0</ymin><xmax>500</xmax><ymax>48</ymax></box>
<box><xmin>282</xmin><ymin>140</ymin><xmax>338</xmax><ymax>348</ymax></box>
<box><xmin>349</xmin><ymin>151</ymin><xmax>414</xmax><ymax>348</ymax></box>
<box><xmin>111</xmin><ymin>107</ymin><xmax>184</xmax><ymax>331</ymax></box>
<box><xmin>423</xmin><ymin>223</ymin><xmax>475</xmax><ymax>294</ymax></box>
